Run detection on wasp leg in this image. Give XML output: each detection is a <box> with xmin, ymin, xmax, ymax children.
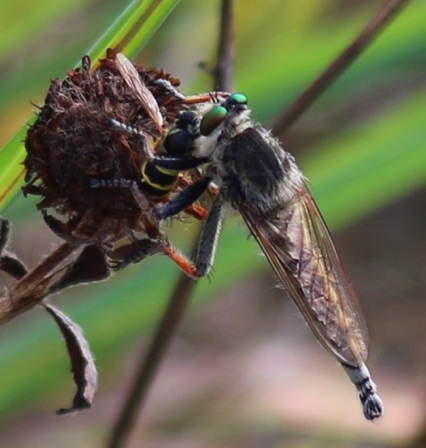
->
<box><xmin>90</xmin><ymin>177</ymin><xmax>154</xmax><ymax>217</ymax></box>
<box><xmin>0</xmin><ymin>217</ymin><xmax>28</xmax><ymax>279</ymax></box>
<box><xmin>110</xmin><ymin>119</ymin><xmax>153</xmax><ymax>159</ymax></box>
<box><xmin>155</xmin><ymin>177</ymin><xmax>212</xmax><ymax>220</ymax></box>
<box><xmin>0</xmin><ymin>254</ymin><xmax>29</xmax><ymax>280</ymax></box>
<box><xmin>89</xmin><ymin>178</ymin><xmax>139</xmax><ymax>189</ymax></box>
<box><xmin>183</xmin><ymin>92</ymin><xmax>230</xmax><ymax>105</ymax></box>
<box><xmin>184</xmin><ymin>203</ymin><xmax>208</xmax><ymax>222</ymax></box>
<box><xmin>159</xmin><ymin>198</ymin><xmax>223</xmax><ymax>279</ymax></box>
<box><xmin>89</xmin><ymin>177</ymin><xmax>160</xmax><ymax>240</ymax></box>
<box><xmin>155</xmin><ymin>182</ymin><xmax>222</xmax><ymax>277</ymax></box>
<box><xmin>107</xmin><ymin>238</ymin><xmax>161</xmax><ymax>271</ymax></box>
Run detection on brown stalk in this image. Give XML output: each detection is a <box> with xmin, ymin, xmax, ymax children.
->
<box><xmin>272</xmin><ymin>0</ymin><xmax>411</xmax><ymax>135</ymax></box>
<box><xmin>106</xmin><ymin>251</ymin><xmax>198</xmax><ymax>448</ymax></box>
<box><xmin>106</xmin><ymin>2</ymin><xmax>235</xmax><ymax>447</ymax></box>
<box><xmin>215</xmin><ymin>0</ymin><xmax>235</xmax><ymax>92</ymax></box>
<box><xmin>0</xmin><ymin>242</ymin><xmax>78</xmax><ymax>324</ymax></box>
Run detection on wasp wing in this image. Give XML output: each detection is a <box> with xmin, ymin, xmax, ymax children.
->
<box><xmin>116</xmin><ymin>53</ymin><xmax>163</xmax><ymax>130</ymax></box>
<box><xmin>239</xmin><ymin>185</ymin><xmax>369</xmax><ymax>368</ymax></box>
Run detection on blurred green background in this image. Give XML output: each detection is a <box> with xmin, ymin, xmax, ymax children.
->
<box><xmin>0</xmin><ymin>0</ymin><xmax>425</xmax><ymax>447</ymax></box>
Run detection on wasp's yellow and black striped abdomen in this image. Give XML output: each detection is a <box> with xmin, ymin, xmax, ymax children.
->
<box><xmin>140</xmin><ymin>110</ymin><xmax>200</xmax><ymax>200</ymax></box>
<box><xmin>141</xmin><ymin>162</ymin><xmax>180</xmax><ymax>199</ymax></box>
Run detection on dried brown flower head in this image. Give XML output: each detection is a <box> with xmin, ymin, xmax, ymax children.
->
<box><xmin>23</xmin><ymin>49</ymin><xmax>184</xmax><ymax>245</ymax></box>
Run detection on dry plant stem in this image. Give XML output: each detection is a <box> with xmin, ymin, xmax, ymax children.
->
<box><xmin>0</xmin><ymin>242</ymin><xmax>78</xmax><ymax>324</ymax></box>
<box><xmin>216</xmin><ymin>0</ymin><xmax>234</xmax><ymax>92</ymax></box>
<box><xmin>106</xmin><ymin>265</ymin><xmax>197</xmax><ymax>448</ymax></box>
<box><xmin>106</xmin><ymin>2</ymin><xmax>411</xmax><ymax>444</ymax></box>
<box><xmin>272</xmin><ymin>0</ymin><xmax>411</xmax><ymax>135</ymax></box>
<box><xmin>107</xmin><ymin>2</ymin><xmax>235</xmax><ymax>447</ymax></box>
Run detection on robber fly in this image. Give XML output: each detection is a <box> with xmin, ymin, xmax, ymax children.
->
<box><xmin>154</xmin><ymin>93</ymin><xmax>384</xmax><ymax>420</ymax></box>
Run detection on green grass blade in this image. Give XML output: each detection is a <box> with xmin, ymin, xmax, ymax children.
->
<box><xmin>0</xmin><ymin>128</ymin><xmax>27</xmax><ymax>208</ymax></box>
<box><xmin>0</xmin><ymin>0</ymin><xmax>180</xmax><ymax>211</ymax></box>
<box><xmin>87</xmin><ymin>0</ymin><xmax>180</xmax><ymax>62</ymax></box>
<box><xmin>303</xmin><ymin>88</ymin><xmax>426</xmax><ymax>230</ymax></box>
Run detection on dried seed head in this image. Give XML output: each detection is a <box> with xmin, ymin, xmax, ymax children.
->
<box><xmin>24</xmin><ymin>50</ymin><xmax>184</xmax><ymax>244</ymax></box>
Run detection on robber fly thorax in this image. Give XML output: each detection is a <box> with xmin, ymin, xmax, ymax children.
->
<box><xmin>195</xmin><ymin>97</ymin><xmax>305</xmax><ymax>213</ymax></box>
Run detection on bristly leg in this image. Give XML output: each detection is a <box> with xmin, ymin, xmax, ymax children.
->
<box><xmin>0</xmin><ymin>217</ymin><xmax>28</xmax><ymax>280</ymax></box>
<box><xmin>0</xmin><ymin>218</ymin><xmax>10</xmax><ymax>253</ymax></box>
<box><xmin>107</xmin><ymin>239</ymin><xmax>161</xmax><ymax>271</ymax></box>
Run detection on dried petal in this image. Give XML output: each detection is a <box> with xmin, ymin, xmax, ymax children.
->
<box><xmin>50</xmin><ymin>245</ymin><xmax>110</xmax><ymax>293</ymax></box>
<box><xmin>44</xmin><ymin>304</ymin><xmax>97</xmax><ymax>414</ymax></box>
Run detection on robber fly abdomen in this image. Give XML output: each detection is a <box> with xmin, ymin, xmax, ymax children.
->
<box><xmin>156</xmin><ymin>93</ymin><xmax>384</xmax><ymax>420</ymax></box>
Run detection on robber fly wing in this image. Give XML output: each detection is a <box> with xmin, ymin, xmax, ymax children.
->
<box><xmin>240</xmin><ymin>185</ymin><xmax>369</xmax><ymax>368</ymax></box>
<box><xmin>116</xmin><ymin>53</ymin><xmax>163</xmax><ymax>130</ymax></box>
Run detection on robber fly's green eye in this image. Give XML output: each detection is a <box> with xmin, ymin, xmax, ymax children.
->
<box><xmin>200</xmin><ymin>105</ymin><xmax>227</xmax><ymax>136</ymax></box>
<box><xmin>224</xmin><ymin>93</ymin><xmax>248</xmax><ymax>112</ymax></box>
<box><xmin>229</xmin><ymin>93</ymin><xmax>247</xmax><ymax>105</ymax></box>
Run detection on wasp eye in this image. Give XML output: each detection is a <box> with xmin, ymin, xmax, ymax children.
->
<box><xmin>176</xmin><ymin>110</ymin><xmax>199</xmax><ymax>127</ymax></box>
<box><xmin>163</xmin><ymin>128</ymin><xmax>193</xmax><ymax>156</ymax></box>
<box><xmin>200</xmin><ymin>106</ymin><xmax>227</xmax><ymax>136</ymax></box>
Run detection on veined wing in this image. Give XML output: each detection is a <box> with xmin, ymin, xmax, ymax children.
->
<box><xmin>116</xmin><ymin>53</ymin><xmax>163</xmax><ymax>130</ymax></box>
<box><xmin>240</xmin><ymin>185</ymin><xmax>369</xmax><ymax>368</ymax></box>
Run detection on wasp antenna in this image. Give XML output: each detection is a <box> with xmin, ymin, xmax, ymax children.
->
<box><xmin>343</xmin><ymin>364</ymin><xmax>384</xmax><ymax>420</ymax></box>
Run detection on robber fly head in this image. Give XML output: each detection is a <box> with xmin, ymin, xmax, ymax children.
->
<box><xmin>194</xmin><ymin>93</ymin><xmax>305</xmax><ymax>212</ymax></box>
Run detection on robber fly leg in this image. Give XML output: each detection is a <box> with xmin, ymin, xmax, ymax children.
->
<box><xmin>0</xmin><ymin>217</ymin><xmax>28</xmax><ymax>279</ymax></box>
<box><xmin>184</xmin><ymin>203</ymin><xmax>208</xmax><ymax>222</ymax></box>
<box><xmin>155</xmin><ymin>177</ymin><xmax>212</xmax><ymax>220</ymax></box>
<box><xmin>193</xmin><ymin>197</ymin><xmax>224</xmax><ymax>277</ymax></box>
<box><xmin>159</xmin><ymin>198</ymin><xmax>223</xmax><ymax>279</ymax></box>
<box><xmin>156</xmin><ymin>186</ymin><xmax>223</xmax><ymax>278</ymax></box>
